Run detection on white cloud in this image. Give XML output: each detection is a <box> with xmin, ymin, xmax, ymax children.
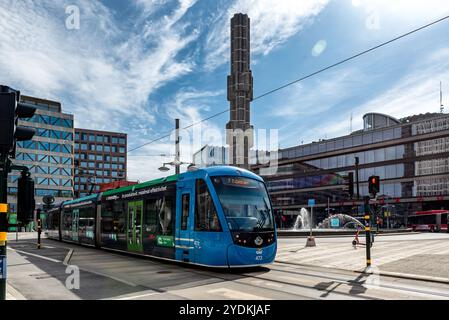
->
<box><xmin>205</xmin><ymin>0</ymin><xmax>329</xmax><ymax>70</ymax></box>
<box><xmin>0</xmin><ymin>0</ymin><xmax>198</xmax><ymax>131</ymax></box>
<box><xmin>126</xmin><ymin>87</ymin><xmax>227</xmax><ymax>180</ymax></box>
<box><xmin>272</xmin><ymin>68</ymin><xmax>364</xmax><ymax>118</ymax></box>
<box><xmin>279</xmin><ymin>47</ymin><xmax>449</xmax><ymax>147</ymax></box>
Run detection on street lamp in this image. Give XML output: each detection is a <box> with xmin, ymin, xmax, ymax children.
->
<box><xmin>158</xmin><ymin>160</ymin><xmax>191</xmax><ymax>173</ymax></box>
<box><xmin>158</xmin><ymin>118</ymin><xmax>193</xmax><ymax>174</ymax></box>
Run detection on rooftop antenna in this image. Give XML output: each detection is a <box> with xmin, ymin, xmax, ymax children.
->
<box><xmin>440</xmin><ymin>81</ymin><xmax>444</xmax><ymax>113</ymax></box>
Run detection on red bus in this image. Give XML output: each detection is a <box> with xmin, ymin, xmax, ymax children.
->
<box><xmin>408</xmin><ymin>210</ymin><xmax>448</xmax><ymax>232</ymax></box>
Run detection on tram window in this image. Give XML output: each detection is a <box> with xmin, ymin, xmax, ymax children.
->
<box><xmin>63</xmin><ymin>210</ymin><xmax>72</xmax><ymax>230</ymax></box>
<box><xmin>144</xmin><ymin>199</ymin><xmax>158</xmax><ymax>234</ymax></box>
<box><xmin>157</xmin><ymin>196</ymin><xmax>174</xmax><ymax>236</ymax></box>
<box><xmin>195</xmin><ymin>180</ymin><xmax>221</xmax><ymax>232</ymax></box>
<box><xmin>181</xmin><ymin>194</ymin><xmax>190</xmax><ymax>230</ymax></box>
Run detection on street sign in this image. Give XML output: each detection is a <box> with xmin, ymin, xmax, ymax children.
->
<box><xmin>308</xmin><ymin>199</ymin><xmax>315</xmax><ymax>207</ymax></box>
<box><xmin>0</xmin><ymin>256</ymin><xmax>6</xmax><ymax>280</ymax></box>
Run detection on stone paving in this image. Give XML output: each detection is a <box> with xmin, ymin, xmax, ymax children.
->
<box><xmin>276</xmin><ymin>233</ymin><xmax>449</xmax><ymax>282</ymax></box>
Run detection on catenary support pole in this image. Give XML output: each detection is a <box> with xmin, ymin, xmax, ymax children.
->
<box><xmin>175</xmin><ymin>119</ymin><xmax>180</xmax><ymax>175</ymax></box>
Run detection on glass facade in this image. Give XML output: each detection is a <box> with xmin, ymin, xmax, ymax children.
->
<box><xmin>254</xmin><ymin>113</ymin><xmax>449</xmax><ymax>229</ymax></box>
<box><xmin>74</xmin><ymin>129</ymin><xmax>127</xmax><ymax>198</ymax></box>
<box><xmin>7</xmin><ymin>96</ymin><xmax>74</xmax><ymax>212</ymax></box>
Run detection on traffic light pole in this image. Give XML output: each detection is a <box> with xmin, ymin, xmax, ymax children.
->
<box><xmin>355</xmin><ymin>157</ymin><xmax>360</xmax><ymax>200</ymax></box>
<box><xmin>364</xmin><ymin>196</ymin><xmax>372</xmax><ymax>268</ymax></box>
<box><xmin>0</xmin><ymin>155</ymin><xmax>10</xmax><ymax>300</ymax></box>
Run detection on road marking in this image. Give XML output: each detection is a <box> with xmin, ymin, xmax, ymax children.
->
<box><xmin>207</xmin><ymin>288</ymin><xmax>269</xmax><ymax>300</ymax></box>
<box><xmin>8</xmin><ymin>248</ymin><xmax>61</xmax><ymax>263</ymax></box>
<box><xmin>63</xmin><ymin>249</ymin><xmax>74</xmax><ymax>265</ymax></box>
<box><xmin>115</xmin><ymin>292</ymin><xmax>159</xmax><ymax>300</ymax></box>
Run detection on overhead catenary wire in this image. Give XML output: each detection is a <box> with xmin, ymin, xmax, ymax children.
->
<box><xmin>128</xmin><ymin>14</ymin><xmax>449</xmax><ymax>154</ymax></box>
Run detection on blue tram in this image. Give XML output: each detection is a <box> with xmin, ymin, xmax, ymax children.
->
<box><xmin>45</xmin><ymin>166</ymin><xmax>277</xmax><ymax>267</ymax></box>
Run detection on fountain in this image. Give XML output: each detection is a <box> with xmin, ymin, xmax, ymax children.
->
<box><xmin>282</xmin><ymin>211</ymin><xmax>366</xmax><ymax>236</ymax></box>
<box><xmin>317</xmin><ymin>214</ymin><xmax>365</xmax><ymax>229</ymax></box>
<box><xmin>292</xmin><ymin>208</ymin><xmax>311</xmax><ymax>230</ymax></box>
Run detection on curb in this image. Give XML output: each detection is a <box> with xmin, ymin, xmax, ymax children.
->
<box><xmin>275</xmin><ymin>260</ymin><xmax>449</xmax><ymax>285</ymax></box>
<box><xmin>6</xmin><ymin>283</ymin><xmax>26</xmax><ymax>300</ymax></box>
<box><xmin>277</xmin><ymin>231</ymin><xmax>420</xmax><ymax>238</ymax></box>
<box><xmin>358</xmin><ymin>269</ymin><xmax>449</xmax><ymax>285</ymax></box>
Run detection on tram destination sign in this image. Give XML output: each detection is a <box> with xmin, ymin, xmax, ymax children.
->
<box><xmin>105</xmin><ymin>185</ymin><xmax>168</xmax><ymax>201</ymax></box>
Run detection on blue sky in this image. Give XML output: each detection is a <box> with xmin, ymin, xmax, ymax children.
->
<box><xmin>1</xmin><ymin>0</ymin><xmax>449</xmax><ymax>180</ymax></box>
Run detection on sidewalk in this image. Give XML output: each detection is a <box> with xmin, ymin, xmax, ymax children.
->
<box><xmin>6</xmin><ymin>283</ymin><xmax>26</xmax><ymax>300</ymax></box>
<box><xmin>276</xmin><ymin>233</ymin><xmax>449</xmax><ymax>284</ymax></box>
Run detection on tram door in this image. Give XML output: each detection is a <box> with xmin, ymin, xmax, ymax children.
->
<box><xmin>176</xmin><ymin>186</ymin><xmax>194</xmax><ymax>263</ymax></box>
<box><xmin>72</xmin><ymin>209</ymin><xmax>79</xmax><ymax>242</ymax></box>
<box><xmin>127</xmin><ymin>201</ymin><xmax>143</xmax><ymax>252</ymax></box>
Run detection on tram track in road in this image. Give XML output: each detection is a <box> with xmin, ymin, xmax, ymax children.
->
<box><xmin>181</xmin><ymin>265</ymin><xmax>379</xmax><ymax>300</ymax></box>
<box><xmin>271</xmin><ymin>261</ymin><xmax>449</xmax><ymax>299</ymax></box>
<box><xmin>9</xmin><ymin>238</ymin><xmax>449</xmax><ymax>300</ymax></box>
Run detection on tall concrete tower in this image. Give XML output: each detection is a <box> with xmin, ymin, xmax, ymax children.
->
<box><xmin>226</xmin><ymin>13</ymin><xmax>254</xmax><ymax>170</ymax></box>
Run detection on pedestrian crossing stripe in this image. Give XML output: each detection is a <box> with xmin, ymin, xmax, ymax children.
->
<box><xmin>0</xmin><ymin>203</ymin><xmax>7</xmax><ymax>213</ymax></box>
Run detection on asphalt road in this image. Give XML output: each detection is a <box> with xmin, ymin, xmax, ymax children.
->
<box><xmin>6</xmin><ymin>233</ymin><xmax>449</xmax><ymax>300</ymax></box>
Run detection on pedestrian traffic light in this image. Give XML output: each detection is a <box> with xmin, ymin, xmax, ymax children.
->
<box><xmin>0</xmin><ymin>86</ymin><xmax>36</xmax><ymax>158</ymax></box>
<box><xmin>368</xmin><ymin>175</ymin><xmax>380</xmax><ymax>197</ymax></box>
<box><xmin>17</xmin><ymin>171</ymin><xmax>35</xmax><ymax>224</ymax></box>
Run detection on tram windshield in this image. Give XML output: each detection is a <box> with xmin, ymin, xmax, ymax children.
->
<box><xmin>211</xmin><ymin>176</ymin><xmax>274</xmax><ymax>232</ymax></box>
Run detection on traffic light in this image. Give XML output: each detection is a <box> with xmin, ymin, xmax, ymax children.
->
<box><xmin>343</xmin><ymin>172</ymin><xmax>354</xmax><ymax>198</ymax></box>
<box><xmin>17</xmin><ymin>171</ymin><xmax>35</xmax><ymax>224</ymax></box>
<box><xmin>368</xmin><ymin>175</ymin><xmax>380</xmax><ymax>197</ymax></box>
<box><xmin>0</xmin><ymin>86</ymin><xmax>36</xmax><ymax>158</ymax></box>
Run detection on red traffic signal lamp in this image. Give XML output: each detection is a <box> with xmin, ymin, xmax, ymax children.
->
<box><xmin>368</xmin><ymin>175</ymin><xmax>380</xmax><ymax>197</ymax></box>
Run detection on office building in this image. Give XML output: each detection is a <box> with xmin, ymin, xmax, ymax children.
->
<box><xmin>252</xmin><ymin>112</ymin><xmax>449</xmax><ymax>228</ymax></box>
<box><xmin>74</xmin><ymin>128</ymin><xmax>127</xmax><ymax>198</ymax></box>
<box><xmin>7</xmin><ymin>95</ymin><xmax>74</xmax><ymax>211</ymax></box>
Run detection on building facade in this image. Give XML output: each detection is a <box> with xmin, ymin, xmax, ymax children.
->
<box><xmin>7</xmin><ymin>95</ymin><xmax>74</xmax><ymax>211</ymax></box>
<box><xmin>226</xmin><ymin>13</ymin><xmax>254</xmax><ymax>169</ymax></box>
<box><xmin>252</xmin><ymin>112</ymin><xmax>449</xmax><ymax>228</ymax></box>
<box><xmin>193</xmin><ymin>145</ymin><xmax>228</xmax><ymax>168</ymax></box>
<box><xmin>74</xmin><ymin>128</ymin><xmax>127</xmax><ymax>198</ymax></box>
